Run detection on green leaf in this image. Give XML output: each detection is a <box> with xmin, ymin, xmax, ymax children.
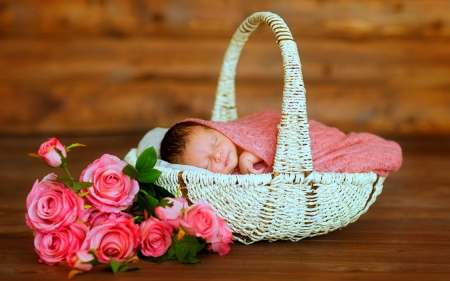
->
<box><xmin>140</xmin><ymin>190</ymin><xmax>159</xmax><ymax>216</ymax></box>
<box><xmin>138</xmin><ymin>168</ymin><xmax>162</xmax><ymax>184</ymax></box>
<box><xmin>136</xmin><ymin>147</ymin><xmax>158</xmax><ymax>172</ymax></box>
<box><xmin>122</xmin><ymin>164</ymin><xmax>140</xmax><ymax>180</ymax></box>
<box><xmin>173</xmin><ymin>234</ymin><xmax>202</xmax><ymax>263</ymax></box>
<box><xmin>179</xmin><ymin>233</ymin><xmax>198</xmax><ymax>244</ymax></box>
<box><xmin>189</xmin><ymin>241</ymin><xmax>203</xmax><ymax>256</ymax></box>
<box><xmin>154</xmin><ymin>184</ymin><xmax>176</xmax><ymax>199</ymax></box>
<box><xmin>119</xmin><ymin>265</ymin><xmax>140</xmax><ymax>272</ymax></box>
<box><xmin>167</xmin><ymin>243</ymin><xmax>176</xmax><ymax>260</ymax></box>
<box><xmin>65</xmin><ymin>143</ymin><xmax>87</xmax><ymax>151</ymax></box>
<box><xmin>109</xmin><ymin>257</ymin><xmax>121</xmax><ymax>274</ymax></box>
<box><xmin>119</xmin><ymin>266</ymin><xmax>129</xmax><ymax>272</ymax></box>
<box><xmin>135</xmin><ymin>147</ymin><xmax>162</xmax><ymax>183</ymax></box>
<box><xmin>140</xmin><ymin>182</ymin><xmax>156</xmax><ymax>197</ymax></box>
<box><xmin>170</xmin><ymin>234</ymin><xmax>205</xmax><ymax>264</ymax></box>
<box><xmin>175</xmin><ymin>242</ymin><xmax>192</xmax><ymax>263</ymax></box>
<box><xmin>154</xmin><ymin>254</ymin><xmax>169</xmax><ymax>264</ymax></box>
<box><xmin>185</xmin><ymin>256</ymin><xmax>200</xmax><ymax>264</ymax></box>
<box><xmin>72</xmin><ymin>181</ymin><xmax>93</xmax><ymax>193</ymax></box>
<box><xmin>137</xmin><ymin>193</ymin><xmax>146</xmax><ymax>213</ymax></box>
<box><xmin>138</xmin><ymin>252</ymin><xmax>169</xmax><ymax>264</ymax></box>
<box><xmin>158</xmin><ymin>199</ymin><xmax>173</xmax><ymax>208</ymax></box>
<box><xmin>145</xmin><ymin>195</ymin><xmax>159</xmax><ymax>216</ymax></box>
<box><xmin>55</xmin><ymin>178</ymin><xmax>74</xmax><ymax>188</ymax></box>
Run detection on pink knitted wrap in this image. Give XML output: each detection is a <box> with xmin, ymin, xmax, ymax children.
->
<box><xmin>183</xmin><ymin>110</ymin><xmax>402</xmax><ymax>176</ymax></box>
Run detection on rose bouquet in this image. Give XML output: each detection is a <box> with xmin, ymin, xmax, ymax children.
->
<box><xmin>26</xmin><ymin>138</ymin><xmax>233</xmax><ymax>278</ymax></box>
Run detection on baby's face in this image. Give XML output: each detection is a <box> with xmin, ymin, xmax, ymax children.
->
<box><xmin>181</xmin><ymin>126</ymin><xmax>238</xmax><ymax>174</ymax></box>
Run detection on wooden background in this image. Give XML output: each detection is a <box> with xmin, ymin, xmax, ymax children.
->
<box><xmin>1</xmin><ymin>0</ymin><xmax>449</xmax><ymax>138</ymax></box>
<box><xmin>1</xmin><ymin>2</ymin><xmax>450</xmax><ymax>279</ymax></box>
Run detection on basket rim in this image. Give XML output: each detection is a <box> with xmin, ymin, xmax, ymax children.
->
<box><xmin>155</xmin><ymin>163</ymin><xmax>382</xmax><ymax>181</ymax></box>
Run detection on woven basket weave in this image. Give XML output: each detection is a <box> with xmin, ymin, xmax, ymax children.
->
<box><xmin>152</xmin><ymin>12</ymin><xmax>384</xmax><ymax>244</ymax></box>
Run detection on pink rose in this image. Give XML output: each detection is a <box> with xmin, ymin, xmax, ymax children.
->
<box><xmin>83</xmin><ymin>206</ymin><xmax>133</xmax><ymax>228</ymax></box>
<box><xmin>80</xmin><ymin>154</ymin><xmax>139</xmax><ymax>213</ymax></box>
<box><xmin>155</xmin><ymin>197</ymin><xmax>188</xmax><ymax>230</ymax></box>
<box><xmin>66</xmin><ymin>250</ymin><xmax>95</xmax><ymax>272</ymax></box>
<box><xmin>81</xmin><ymin>216</ymin><xmax>140</xmax><ymax>263</ymax></box>
<box><xmin>26</xmin><ymin>173</ymin><xmax>85</xmax><ymax>233</ymax></box>
<box><xmin>139</xmin><ymin>217</ymin><xmax>173</xmax><ymax>258</ymax></box>
<box><xmin>34</xmin><ymin>222</ymin><xmax>88</xmax><ymax>265</ymax></box>
<box><xmin>205</xmin><ymin>217</ymin><xmax>233</xmax><ymax>256</ymax></box>
<box><xmin>38</xmin><ymin>137</ymin><xmax>67</xmax><ymax>167</ymax></box>
<box><xmin>180</xmin><ymin>201</ymin><xmax>220</xmax><ymax>240</ymax></box>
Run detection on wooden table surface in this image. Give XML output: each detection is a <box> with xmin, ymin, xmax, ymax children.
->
<box><xmin>1</xmin><ymin>135</ymin><xmax>449</xmax><ymax>281</ymax></box>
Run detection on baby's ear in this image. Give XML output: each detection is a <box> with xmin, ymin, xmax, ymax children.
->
<box><xmin>174</xmin><ymin>155</ymin><xmax>183</xmax><ymax>165</ymax></box>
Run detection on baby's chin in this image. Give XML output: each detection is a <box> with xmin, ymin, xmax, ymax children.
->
<box><xmin>221</xmin><ymin>166</ymin><xmax>237</xmax><ymax>174</ymax></box>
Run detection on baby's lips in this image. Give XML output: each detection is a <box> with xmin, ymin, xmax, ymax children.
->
<box><xmin>224</xmin><ymin>152</ymin><xmax>232</xmax><ymax>167</ymax></box>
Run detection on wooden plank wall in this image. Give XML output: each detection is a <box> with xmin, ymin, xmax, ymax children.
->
<box><xmin>1</xmin><ymin>0</ymin><xmax>449</xmax><ymax>138</ymax></box>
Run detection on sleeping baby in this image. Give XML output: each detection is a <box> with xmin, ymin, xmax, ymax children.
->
<box><xmin>160</xmin><ymin>121</ymin><xmax>265</xmax><ymax>175</ymax></box>
<box><xmin>159</xmin><ymin>110</ymin><xmax>403</xmax><ymax>176</ymax></box>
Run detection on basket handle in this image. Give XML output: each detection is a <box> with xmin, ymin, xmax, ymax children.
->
<box><xmin>212</xmin><ymin>12</ymin><xmax>313</xmax><ymax>173</ymax></box>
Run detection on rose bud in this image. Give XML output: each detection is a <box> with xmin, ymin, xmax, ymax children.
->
<box><xmin>38</xmin><ymin>138</ymin><xmax>67</xmax><ymax>167</ymax></box>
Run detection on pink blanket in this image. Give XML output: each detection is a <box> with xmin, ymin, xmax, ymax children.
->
<box><xmin>183</xmin><ymin>110</ymin><xmax>402</xmax><ymax>176</ymax></box>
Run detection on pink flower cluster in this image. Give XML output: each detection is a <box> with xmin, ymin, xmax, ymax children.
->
<box><xmin>25</xmin><ymin>138</ymin><xmax>233</xmax><ymax>276</ymax></box>
<box><xmin>26</xmin><ymin>152</ymin><xmax>141</xmax><ymax>268</ymax></box>
<box><xmin>152</xmin><ymin>198</ymin><xmax>233</xmax><ymax>256</ymax></box>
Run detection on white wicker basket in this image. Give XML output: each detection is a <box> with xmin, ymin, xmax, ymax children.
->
<box><xmin>150</xmin><ymin>12</ymin><xmax>384</xmax><ymax>244</ymax></box>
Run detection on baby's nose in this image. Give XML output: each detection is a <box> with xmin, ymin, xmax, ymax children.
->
<box><xmin>214</xmin><ymin>150</ymin><xmax>222</xmax><ymax>162</ymax></box>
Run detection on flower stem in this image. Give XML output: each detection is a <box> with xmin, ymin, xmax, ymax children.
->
<box><xmin>64</xmin><ymin>166</ymin><xmax>75</xmax><ymax>182</ymax></box>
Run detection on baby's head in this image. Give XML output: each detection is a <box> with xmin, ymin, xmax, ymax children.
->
<box><xmin>160</xmin><ymin>122</ymin><xmax>239</xmax><ymax>174</ymax></box>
